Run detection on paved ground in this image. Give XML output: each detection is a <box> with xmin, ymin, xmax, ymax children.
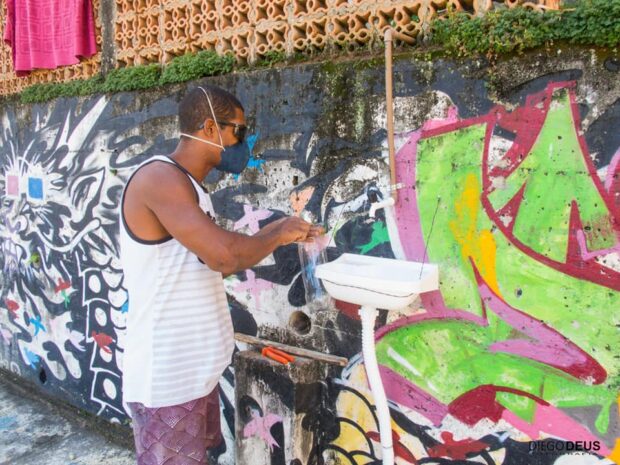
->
<box><xmin>0</xmin><ymin>376</ymin><xmax>135</xmax><ymax>465</ymax></box>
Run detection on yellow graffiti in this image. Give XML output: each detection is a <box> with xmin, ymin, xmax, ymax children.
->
<box><xmin>330</xmin><ymin>391</ymin><xmax>376</xmax><ymax>461</ymax></box>
<box><xmin>449</xmin><ymin>173</ymin><xmax>501</xmax><ymax>297</ymax></box>
<box><xmin>608</xmin><ymin>438</ymin><xmax>620</xmax><ymax>465</ymax></box>
<box><xmin>608</xmin><ymin>397</ymin><xmax>620</xmax><ymax>464</ymax></box>
<box><xmin>331</xmin><ymin>365</ymin><xmax>391</xmax><ymax>459</ymax></box>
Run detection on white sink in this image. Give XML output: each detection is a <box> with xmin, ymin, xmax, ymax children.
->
<box><xmin>315</xmin><ymin>253</ymin><xmax>438</xmax><ymax>310</ymax></box>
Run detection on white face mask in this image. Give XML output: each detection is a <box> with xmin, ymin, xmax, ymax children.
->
<box><xmin>180</xmin><ymin>86</ymin><xmax>224</xmax><ymax>149</ymax></box>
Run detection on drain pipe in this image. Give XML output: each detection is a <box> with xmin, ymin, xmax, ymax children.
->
<box><xmin>360</xmin><ymin>305</ymin><xmax>394</xmax><ymax>465</ymax></box>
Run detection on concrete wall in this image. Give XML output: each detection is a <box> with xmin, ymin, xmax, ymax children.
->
<box><xmin>0</xmin><ymin>46</ymin><xmax>618</xmax><ymax>464</ymax></box>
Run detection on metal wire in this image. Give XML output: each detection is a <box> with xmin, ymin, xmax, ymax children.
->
<box><xmin>419</xmin><ymin>196</ymin><xmax>441</xmax><ymax>279</ymax></box>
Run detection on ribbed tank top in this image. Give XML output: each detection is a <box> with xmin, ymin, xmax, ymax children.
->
<box><xmin>119</xmin><ymin>155</ymin><xmax>234</xmax><ymax>408</ymax></box>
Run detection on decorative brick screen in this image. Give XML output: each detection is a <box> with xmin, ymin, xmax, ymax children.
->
<box><xmin>0</xmin><ymin>0</ymin><xmax>559</xmax><ymax>96</ymax></box>
<box><xmin>115</xmin><ymin>0</ymin><xmax>560</xmax><ymax>66</ymax></box>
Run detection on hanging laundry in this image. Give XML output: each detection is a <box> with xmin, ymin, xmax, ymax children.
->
<box><xmin>3</xmin><ymin>0</ymin><xmax>97</xmax><ymax>76</ymax></box>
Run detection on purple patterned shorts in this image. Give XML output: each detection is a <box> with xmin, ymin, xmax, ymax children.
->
<box><xmin>127</xmin><ymin>387</ymin><xmax>222</xmax><ymax>465</ymax></box>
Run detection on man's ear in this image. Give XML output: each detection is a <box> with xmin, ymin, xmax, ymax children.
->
<box><xmin>203</xmin><ymin>118</ymin><xmax>215</xmax><ymax>136</ymax></box>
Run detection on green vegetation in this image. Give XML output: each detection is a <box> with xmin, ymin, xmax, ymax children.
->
<box><xmin>159</xmin><ymin>51</ymin><xmax>234</xmax><ymax>85</ymax></box>
<box><xmin>101</xmin><ymin>63</ymin><xmax>161</xmax><ymax>92</ymax></box>
<box><xmin>254</xmin><ymin>50</ymin><xmax>288</xmax><ymax>68</ymax></box>
<box><xmin>432</xmin><ymin>0</ymin><xmax>620</xmax><ymax>58</ymax></box>
<box><xmin>11</xmin><ymin>0</ymin><xmax>620</xmax><ymax>104</ymax></box>
<box><xmin>19</xmin><ymin>52</ymin><xmax>234</xmax><ymax>104</ymax></box>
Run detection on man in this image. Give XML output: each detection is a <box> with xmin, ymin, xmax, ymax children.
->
<box><xmin>119</xmin><ymin>85</ymin><xmax>322</xmax><ymax>464</ymax></box>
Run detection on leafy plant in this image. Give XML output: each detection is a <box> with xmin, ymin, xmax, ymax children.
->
<box><xmin>101</xmin><ymin>63</ymin><xmax>161</xmax><ymax>93</ymax></box>
<box><xmin>159</xmin><ymin>51</ymin><xmax>235</xmax><ymax>85</ymax></box>
<box><xmin>255</xmin><ymin>50</ymin><xmax>287</xmax><ymax>67</ymax></box>
<box><xmin>431</xmin><ymin>0</ymin><xmax>620</xmax><ymax>58</ymax></box>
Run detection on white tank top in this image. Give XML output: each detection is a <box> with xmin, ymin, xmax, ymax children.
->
<box><xmin>119</xmin><ymin>155</ymin><xmax>234</xmax><ymax>408</ymax></box>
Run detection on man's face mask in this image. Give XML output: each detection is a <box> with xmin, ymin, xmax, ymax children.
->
<box><xmin>180</xmin><ymin>87</ymin><xmax>250</xmax><ymax>174</ymax></box>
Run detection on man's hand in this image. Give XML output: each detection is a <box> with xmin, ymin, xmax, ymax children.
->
<box><xmin>304</xmin><ymin>223</ymin><xmax>325</xmax><ymax>243</ymax></box>
<box><xmin>261</xmin><ymin>216</ymin><xmax>325</xmax><ymax>246</ymax></box>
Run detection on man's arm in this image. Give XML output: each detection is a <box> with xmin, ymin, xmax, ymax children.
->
<box><xmin>136</xmin><ymin>163</ymin><xmax>315</xmax><ymax>275</ymax></box>
<box><xmin>230</xmin><ymin>217</ymin><xmax>323</xmax><ymax>273</ymax></box>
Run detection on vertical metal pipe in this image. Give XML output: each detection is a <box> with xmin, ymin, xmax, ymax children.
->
<box><xmin>384</xmin><ymin>29</ymin><xmax>397</xmax><ymax>203</ymax></box>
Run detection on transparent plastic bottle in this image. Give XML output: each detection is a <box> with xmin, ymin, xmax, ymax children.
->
<box><xmin>298</xmin><ymin>213</ymin><xmax>332</xmax><ymax>311</ymax></box>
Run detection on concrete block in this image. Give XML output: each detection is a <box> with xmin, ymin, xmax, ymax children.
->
<box><xmin>234</xmin><ymin>350</ymin><xmax>329</xmax><ymax>465</ymax></box>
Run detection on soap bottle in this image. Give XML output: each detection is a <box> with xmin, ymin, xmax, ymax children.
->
<box><xmin>298</xmin><ymin>212</ymin><xmax>332</xmax><ymax>311</ymax></box>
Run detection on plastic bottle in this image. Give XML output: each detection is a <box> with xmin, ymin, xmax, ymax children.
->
<box><xmin>298</xmin><ymin>213</ymin><xmax>332</xmax><ymax>311</ymax></box>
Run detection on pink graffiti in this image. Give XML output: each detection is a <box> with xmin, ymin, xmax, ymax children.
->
<box><xmin>606</xmin><ymin>148</ymin><xmax>620</xmax><ymax>218</ymax></box>
<box><xmin>379</xmin><ymin>365</ymin><xmax>448</xmax><ymax>426</ymax></box>
<box><xmin>502</xmin><ymin>404</ymin><xmax>611</xmax><ymax>455</ymax></box>
<box><xmin>0</xmin><ymin>325</ymin><xmax>12</xmax><ymax>344</ymax></box>
<box><xmin>575</xmin><ymin>229</ymin><xmax>620</xmax><ymax>261</ymax></box>
<box><xmin>476</xmin><ymin>266</ymin><xmax>605</xmax><ymax>383</ymax></box>
<box><xmin>233</xmin><ymin>269</ymin><xmax>274</xmax><ymax>309</ymax></box>
<box><xmin>243</xmin><ymin>411</ymin><xmax>283</xmax><ymax>452</ymax></box>
<box><xmin>234</xmin><ymin>205</ymin><xmax>273</xmax><ymax>234</ymax></box>
<box><xmin>605</xmin><ymin>147</ymin><xmax>620</xmax><ymax>192</ymax></box>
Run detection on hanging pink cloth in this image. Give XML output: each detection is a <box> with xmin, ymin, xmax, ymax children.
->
<box><xmin>4</xmin><ymin>0</ymin><xmax>97</xmax><ymax>76</ymax></box>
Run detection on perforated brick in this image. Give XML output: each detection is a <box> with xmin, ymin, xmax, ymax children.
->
<box><xmin>0</xmin><ymin>0</ymin><xmax>563</xmax><ymax>95</ymax></box>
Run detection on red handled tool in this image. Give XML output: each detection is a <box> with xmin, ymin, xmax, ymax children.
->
<box><xmin>261</xmin><ymin>346</ymin><xmax>295</xmax><ymax>365</ymax></box>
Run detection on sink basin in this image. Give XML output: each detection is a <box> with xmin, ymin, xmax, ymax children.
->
<box><xmin>315</xmin><ymin>253</ymin><xmax>439</xmax><ymax>310</ymax></box>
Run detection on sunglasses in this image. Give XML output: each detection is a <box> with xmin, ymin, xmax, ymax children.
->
<box><xmin>198</xmin><ymin>120</ymin><xmax>248</xmax><ymax>142</ymax></box>
<box><xmin>218</xmin><ymin>120</ymin><xmax>247</xmax><ymax>142</ymax></box>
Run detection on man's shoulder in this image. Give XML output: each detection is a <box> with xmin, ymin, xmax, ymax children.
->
<box><xmin>131</xmin><ymin>158</ymin><xmax>187</xmax><ymax>185</ymax></box>
<box><xmin>128</xmin><ymin>159</ymin><xmax>196</xmax><ymax>203</ymax></box>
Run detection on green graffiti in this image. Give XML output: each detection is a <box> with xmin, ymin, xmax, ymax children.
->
<box><xmin>377</xmin><ymin>321</ymin><xmax>614</xmax><ymax>429</ymax></box>
<box><xmin>26</xmin><ymin>253</ymin><xmax>40</xmax><ymax>266</ymax></box>
<box><xmin>378</xmin><ymin>88</ymin><xmax>619</xmax><ymax>433</ymax></box>
<box><xmin>488</xmin><ymin>90</ymin><xmax>617</xmax><ymax>261</ymax></box>
<box><xmin>358</xmin><ymin>220</ymin><xmax>390</xmax><ymax>254</ymax></box>
<box><xmin>61</xmin><ymin>290</ymin><xmax>71</xmax><ymax>309</ymax></box>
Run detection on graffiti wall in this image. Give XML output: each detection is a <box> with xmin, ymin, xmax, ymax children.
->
<box><xmin>0</xmin><ymin>47</ymin><xmax>618</xmax><ymax>464</ymax></box>
<box><xmin>326</xmin><ymin>82</ymin><xmax>620</xmax><ymax>465</ymax></box>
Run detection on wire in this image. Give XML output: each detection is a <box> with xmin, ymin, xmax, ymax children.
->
<box><xmin>419</xmin><ymin>196</ymin><xmax>441</xmax><ymax>279</ymax></box>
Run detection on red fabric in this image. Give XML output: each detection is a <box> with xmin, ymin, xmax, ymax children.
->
<box><xmin>3</xmin><ymin>0</ymin><xmax>97</xmax><ymax>76</ymax></box>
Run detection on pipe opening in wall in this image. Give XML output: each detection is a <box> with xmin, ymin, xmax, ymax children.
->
<box><xmin>38</xmin><ymin>368</ymin><xmax>47</xmax><ymax>384</ymax></box>
<box><xmin>289</xmin><ymin>311</ymin><xmax>311</xmax><ymax>335</ymax></box>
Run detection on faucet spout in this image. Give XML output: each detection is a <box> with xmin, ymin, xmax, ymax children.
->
<box><xmin>369</xmin><ymin>197</ymin><xmax>395</xmax><ymax>219</ymax></box>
